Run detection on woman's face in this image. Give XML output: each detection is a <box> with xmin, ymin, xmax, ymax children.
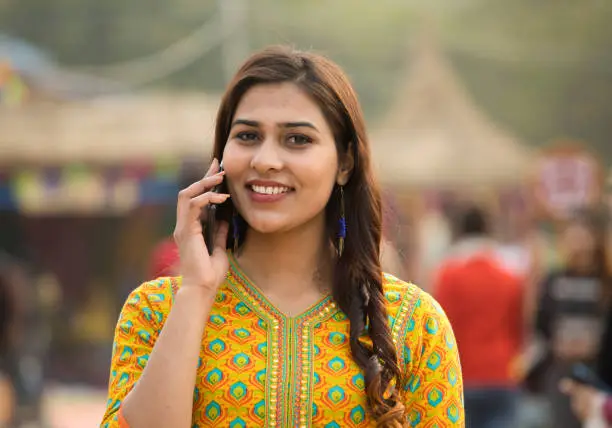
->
<box><xmin>222</xmin><ymin>82</ymin><xmax>351</xmax><ymax>235</ymax></box>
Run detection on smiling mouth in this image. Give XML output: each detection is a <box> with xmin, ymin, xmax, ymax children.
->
<box><xmin>249</xmin><ymin>185</ymin><xmax>293</xmax><ymax>195</ymax></box>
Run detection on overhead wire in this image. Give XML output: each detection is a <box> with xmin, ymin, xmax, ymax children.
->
<box><xmin>75</xmin><ymin>12</ymin><xmax>235</xmax><ymax>88</ymax></box>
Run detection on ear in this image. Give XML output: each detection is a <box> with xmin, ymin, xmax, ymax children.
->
<box><xmin>336</xmin><ymin>142</ymin><xmax>355</xmax><ymax>186</ymax></box>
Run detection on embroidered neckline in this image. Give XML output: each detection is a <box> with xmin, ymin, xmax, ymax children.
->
<box><xmin>227</xmin><ymin>250</ymin><xmax>335</xmax><ymax>321</ymax></box>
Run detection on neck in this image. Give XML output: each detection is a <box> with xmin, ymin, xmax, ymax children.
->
<box><xmin>235</xmin><ymin>215</ymin><xmax>334</xmax><ymax>298</ymax></box>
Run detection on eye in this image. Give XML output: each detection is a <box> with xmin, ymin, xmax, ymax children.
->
<box><xmin>235</xmin><ymin>131</ymin><xmax>259</xmax><ymax>142</ymax></box>
<box><xmin>287</xmin><ymin>134</ymin><xmax>313</xmax><ymax>145</ymax></box>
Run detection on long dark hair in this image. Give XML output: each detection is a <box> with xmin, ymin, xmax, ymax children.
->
<box><xmin>211</xmin><ymin>46</ymin><xmax>405</xmax><ymax>426</ymax></box>
<box><xmin>565</xmin><ymin>209</ymin><xmax>612</xmax><ymax>387</ymax></box>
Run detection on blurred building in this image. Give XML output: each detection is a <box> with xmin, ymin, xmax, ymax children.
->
<box><xmin>0</xmin><ymin>35</ymin><xmax>222</xmax><ymax>385</ymax></box>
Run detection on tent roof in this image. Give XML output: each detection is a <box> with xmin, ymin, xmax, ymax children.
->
<box><xmin>372</xmin><ymin>37</ymin><xmax>533</xmax><ymax>187</ymax></box>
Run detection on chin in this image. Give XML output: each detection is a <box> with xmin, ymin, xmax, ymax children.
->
<box><xmin>244</xmin><ymin>214</ymin><xmax>296</xmax><ymax>235</ymax></box>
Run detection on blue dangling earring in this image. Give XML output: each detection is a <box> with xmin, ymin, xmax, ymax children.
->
<box><xmin>232</xmin><ymin>213</ymin><xmax>240</xmax><ymax>253</ymax></box>
<box><xmin>338</xmin><ymin>186</ymin><xmax>346</xmax><ymax>257</ymax></box>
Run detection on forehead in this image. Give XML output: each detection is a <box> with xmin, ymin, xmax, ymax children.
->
<box><xmin>234</xmin><ymin>82</ymin><xmax>328</xmax><ymax>127</ymax></box>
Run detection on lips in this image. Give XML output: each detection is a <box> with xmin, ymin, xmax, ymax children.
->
<box><xmin>245</xmin><ymin>180</ymin><xmax>294</xmax><ymax>203</ymax></box>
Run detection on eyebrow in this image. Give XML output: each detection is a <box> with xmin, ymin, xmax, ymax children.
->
<box><xmin>231</xmin><ymin>119</ymin><xmax>319</xmax><ymax>131</ymax></box>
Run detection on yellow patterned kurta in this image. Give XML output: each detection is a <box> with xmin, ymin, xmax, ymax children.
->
<box><xmin>101</xmin><ymin>254</ymin><xmax>464</xmax><ymax>427</ymax></box>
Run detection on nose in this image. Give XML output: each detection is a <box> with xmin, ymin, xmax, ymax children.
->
<box><xmin>250</xmin><ymin>137</ymin><xmax>284</xmax><ymax>174</ymax></box>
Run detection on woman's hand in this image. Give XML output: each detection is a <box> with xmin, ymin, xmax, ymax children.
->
<box><xmin>173</xmin><ymin>158</ymin><xmax>230</xmax><ymax>294</ymax></box>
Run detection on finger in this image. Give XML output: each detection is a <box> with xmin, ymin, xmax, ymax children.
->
<box><xmin>179</xmin><ymin>171</ymin><xmax>225</xmax><ymax>200</ymax></box>
<box><xmin>206</xmin><ymin>158</ymin><xmax>219</xmax><ymax>177</ymax></box>
<box><xmin>186</xmin><ymin>192</ymin><xmax>231</xmax><ymax>223</ymax></box>
<box><xmin>212</xmin><ymin>221</ymin><xmax>230</xmax><ymax>256</ymax></box>
<box><xmin>190</xmin><ymin>191</ymin><xmax>230</xmax><ymax>209</ymax></box>
<box><xmin>176</xmin><ymin>173</ymin><xmax>225</xmax><ymax>220</ymax></box>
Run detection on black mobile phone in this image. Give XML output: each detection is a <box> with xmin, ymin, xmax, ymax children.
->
<box><xmin>568</xmin><ymin>363</ymin><xmax>612</xmax><ymax>393</ymax></box>
<box><xmin>205</xmin><ymin>162</ymin><xmax>225</xmax><ymax>255</ymax></box>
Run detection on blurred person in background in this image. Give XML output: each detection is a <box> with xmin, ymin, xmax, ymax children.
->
<box><xmin>493</xmin><ymin>194</ymin><xmax>551</xmax><ymax>426</ymax></box>
<box><xmin>535</xmin><ymin>209</ymin><xmax>611</xmax><ymax>428</ymax></box>
<box><xmin>101</xmin><ymin>45</ymin><xmax>464</xmax><ymax>427</ymax></box>
<box><xmin>0</xmin><ymin>252</ymin><xmax>48</xmax><ymax>428</ymax></box>
<box><xmin>433</xmin><ymin>205</ymin><xmax>524</xmax><ymax>428</ymax></box>
<box><xmin>0</xmin><ymin>254</ymin><xmax>19</xmax><ymax>426</ymax></box>
<box><xmin>559</xmin><ymin>286</ymin><xmax>612</xmax><ymax>427</ymax></box>
<box><xmin>494</xmin><ymin>193</ymin><xmax>546</xmax><ymax>324</ymax></box>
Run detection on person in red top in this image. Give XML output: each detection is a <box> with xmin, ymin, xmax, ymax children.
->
<box><xmin>433</xmin><ymin>205</ymin><xmax>524</xmax><ymax>428</ymax></box>
<box><xmin>148</xmin><ymin>237</ymin><xmax>179</xmax><ymax>279</ymax></box>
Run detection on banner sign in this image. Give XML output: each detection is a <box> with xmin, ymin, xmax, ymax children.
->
<box><xmin>533</xmin><ymin>141</ymin><xmax>603</xmax><ymax>221</ymax></box>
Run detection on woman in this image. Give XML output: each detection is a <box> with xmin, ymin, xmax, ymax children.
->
<box><xmin>100</xmin><ymin>46</ymin><xmax>463</xmax><ymax>428</ymax></box>
<box><xmin>0</xmin><ymin>252</ymin><xmax>45</xmax><ymax>427</ymax></box>
<box><xmin>536</xmin><ymin>209</ymin><xmax>611</xmax><ymax>428</ymax></box>
<box><xmin>560</xmin><ymin>210</ymin><xmax>612</xmax><ymax>427</ymax></box>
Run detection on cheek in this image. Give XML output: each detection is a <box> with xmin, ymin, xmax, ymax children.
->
<box><xmin>221</xmin><ymin>141</ymin><xmax>241</xmax><ymax>168</ymax></box>
<box><xmin>295</xmin><ymin>150</ymin><xmax>338</xmax><ymax>188</ymax></box>
<box><xmin>222</xmin><ymin>143</ymin><xmax>249</xmax><ymax>187</ymax></box>
<box><xmin>300</xmin><ymin>170</ymin><xmax>337</xmax><ymax>214</ymax></box>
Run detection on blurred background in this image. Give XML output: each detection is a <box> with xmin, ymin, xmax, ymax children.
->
<box><xmin>1</xmin><ymin>0</ymin><xmax>612</xmax><ymax>426</ymax></box>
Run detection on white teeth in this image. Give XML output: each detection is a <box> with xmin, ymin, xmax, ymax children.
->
<box><xmin>251</xmin><ymin>185</ymin><xmax>290</xmax><ymax>195</ymax></box>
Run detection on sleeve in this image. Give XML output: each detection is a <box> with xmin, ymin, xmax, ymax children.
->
<box><xmin>400</xmin><ymin>290</ymin><xmax>465</xmax><ymax>427</ymax></box>
<box><xmin>100</xmin><ymin>279</ymin><xmax>172</xmax><ymax>427</ymax></box>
